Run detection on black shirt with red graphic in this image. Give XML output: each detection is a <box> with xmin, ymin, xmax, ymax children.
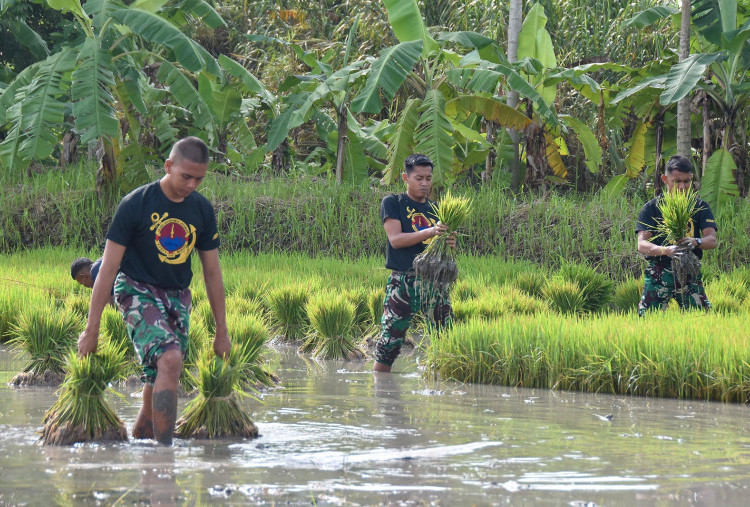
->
<box><xmin>107</xmin><ymin>181</ymin><xmax>220</xmax><ymax>289</ymax></box>
<box><xmin>635</xmin><ymin>195</ymin><xmax>717</xmax><ymax>266</ymax></box>
<box><xmin>380</xmin><ymin>192</ymin><xmax>437</xmax><ymax>272</ymax></box>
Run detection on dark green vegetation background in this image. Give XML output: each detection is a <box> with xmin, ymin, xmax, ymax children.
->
<box><xmin>4</xmin><ymin>171</ymin><xmax>748</xmax><ymax>280</ymax></box>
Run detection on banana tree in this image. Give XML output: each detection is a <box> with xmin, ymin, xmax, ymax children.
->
<box><xmin>0</xmin><ymin>0</ymin><xmax>231</xmax><ymax>190</ymax></box>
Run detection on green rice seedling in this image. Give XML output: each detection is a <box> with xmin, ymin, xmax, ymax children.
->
<box><xmin>100</xmin><ymin>306</ymin><xmax>131</xmax><ymax>353</ymax></box>
<box><xmin>225</xmin><ymin>296</ymin><xmax>266</xmax><ymax>321</ymax></box>
<box><xmin>175</xmin><ymin>345</ymin><xmax>259</xmax><ymax>439</ymax></box>
<box><xmin>64</xmin><ymin>293</ymin><xmax>90</xmax><ymax>320</ymax></box>
<box><xmin>302</xmin><ymin>292</ymin><xmax>362</xmax><ymax>360</ymax></box>
<box><xmin>452</xmin><ymin>298</ymin><xmax>479</xmax><ymax>322</ymax></box>
<box><xmin>542</xmin><ymin>277</ymin><xmax>586</xmax><ymax>315</ymax></box>
<box><xmin>707</xmin><ymin>275</ymin><xmax>749</xmax><ymax>303</ymax></box>
<box><xmin>711</xmin><ymin>293</ymin><xmax>743</xmax><ymax>314</ymax></box>
<box><xmin>413</xmin><ymin>191</ymin><xmax>473</xmax><ymax>293</ymax></box>
<box><xmin>513</xmin><ymin>271</ymin><xmax>547</xmax><ymax>298</ymax></box>
<box><xmin>40</xmin><ymin>340</ymin><xmax>129</xmax><ymax>445</ymax></box>
<box><xmin>612</xmin><ymin>277</ymin><xmax>644</xmax><ymax>313</ymax></box>
<box><xmin>231</xmin><ymin>280</ymin><xmax>270</xmax><ymax>304</ymax></box>
<box><xmin>10</xmin><ymin>306</ymin><xmax>83</xmax><ymax>384</ymax></box>
<box><xmin>343</xmin><ymin>288</ymin><xmax>370</xmax><ymax>332</ymax></box>
<box><xmin>473</xmin><ymin>286</ymin><xmax>548</xmax><ymax>318</ymax></box>
<box><xmin>231</xmin><ymin>313</ymin><xmax>276</xmax><ymax>387</ymax></box>
<box><xmin>191</xmin><ymin>284</ymin><xmax>207</xmax><ymax>306</ymax></box>
<box><xmin>557</xmin><ymin>261</ymin><xmax>614</xmax><ymax>313</ymax></box>
<box><xmin>193</xmin><ymin>300</ymin><xmax>216</xmax><ymax>335</ymax></box>
<box><xmin>367</xmin><ymin>288</ymin><xmax>384</xmax><ymax>328</ymax></box>
<box><xmin>0</xmin><ymin>292</ymin><xmax>15</xmax><ymax>342</ymax></box>
<box><xmin>428</xmin><ymin>310</ymin><xmax>750</xmax><ymax>403</ymax></box>
<box><xmin>452</xmin><ymin>278</ymin><xmax>479</xmax><ymax>301</ymax></box>
<box><xmin>265</xmin><ymin>285</ymin><xmax>309</xmax><ymax>341</ymax></box>
<box><xmin>651</xmin><ymin>187</ymin><xmax>703</xmax><ymax>286</ymax></box>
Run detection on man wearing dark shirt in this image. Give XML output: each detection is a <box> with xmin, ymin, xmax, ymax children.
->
<box><xmin>71</xmin><ymin>257</ymin><xmax>101</xmax><ymax>288</ymax></box>
<box><xmin>635</xmin><ymin>155</ymin><xmax>718</xmax><ymax>315</ymax></box>
<box><xmin>77</xmin><ymin>137</ymin><xmax>231</xmax><ymax>445</ymax></box>
<box><xmin>373</xmin><ymin>154</ymin><xmax>452</xmax><ymax>373</ymax></box>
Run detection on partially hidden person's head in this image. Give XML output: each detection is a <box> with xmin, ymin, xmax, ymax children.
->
<box><xmin>402</xmin><ymin>153</ymin><xmax>434</xmax><ymax>202</ymax></box>
<box><xmin>163</xmin><ymin>136</ymin><xmax>210</xmax><ymax>201</ymax></box>
<box><xmin>661</xmin><ymin>155</ymin><xmax>694</xmax><ymax>193</ymax></box>
<box><xmin>71</xmin><ymin>257</ymin><xmax>94</xmax><ymax>288</ymax></box>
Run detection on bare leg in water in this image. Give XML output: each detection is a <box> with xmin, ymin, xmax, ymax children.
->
<box><xmin>132</xmin><ymin>349</ymin><xmax>182</xmax><ymax>445</ymax></box>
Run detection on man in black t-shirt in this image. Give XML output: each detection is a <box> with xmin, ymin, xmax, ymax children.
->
<box><xmin>71</xmin><ymin>256</ymin><xmax>115</xmax><ymax>303</ymax></box>
<box><xmin>635</xmin><ymin>155</ymin><xmax>718</xmax><ymax>315</ymax></box>
<box><xmin>78</xmin><ymin>137</ymin><xmax>231</xmax><ymax>446</ymax></box>
<box><xmin>373</xmin><ymin>154</ymin><xmax>453</xmax><ymax>373</ymax></box>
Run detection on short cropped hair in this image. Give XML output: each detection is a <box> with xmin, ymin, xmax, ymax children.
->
<box><xmin>170</xmin><ymin>136</ymin><xmax>209</xmax><ymax>165</ymax></box>
<box><xmin>403</xmin><ymin>154</ymin><xmax>433</xmax><ymax>175</ymax></box>
<box><xmin>665</xmin><ymin>155</ymin><xmax>694</xmax><ymax>175</ymax></box>
<box><xmin>71</xmin><ymin>257</ymin><xmax>93</xmax><ymax>280</ymax></box>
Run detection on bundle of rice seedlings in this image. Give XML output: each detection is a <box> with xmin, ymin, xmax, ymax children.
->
<box><xmin>63</xmin><ymin>293</ymin><xmax>90</xmax><ymax>320</ymax></box>
<box><xmin>708</xmin><ymin>275</ymin><xmax>749</xmax><ymax>303</ymax></box>
<box><xmin>232</xmin><ymin>280</ymin><xmax>270</xmax><ymax>304</ymax></box>
<box><xmin>612</xmin><ymin>277</ymin><xmax>644</xmax><ymax>313</ymax></box>
<box><xmin>558</xmin><ymin>261</ymin><xmax>614</xmax><ymax>313</ymax></box>
<box><xmin>265</xmin><ymin>285</ymin><xmax>309</xmax><ymax>341</ymax></box>
<box><xmin>651</xmin><ymin>187</ymin><xmax>703</xmax><ymax>287</ymax></box>
<box><xmin>470</xmin><ymin>287</ymin><xmax>548</xmax><ymax>319</ymax></box>
<box><xmin>343</xmin><ymin>288</ymin><xmax>371</xmax><ymax>332</ymax></box>
<box><xmin>366</xmin><ymin>288</ymin><xmax>384</xmax><ymax>328</ymax></box>
<box><xmin>40</xmin><ymin>341</ymin><xmax>129</xmax><ymax>445</ymax></box>
<box><xmin>175</xmin><ymin>345</ymin><xmax>259</xmax><ymax>439</ymax></box>
<box><xmin>302</xmin><ymin>292</ymin><xmax>363</xmax><ymax>360</ymax></box>
<box><xmin>452</xmin><ymin>298</ymin><xmax>479</xmax><ymax>322</ymax></box>
<box><xmin>181</xmin><ymin>319</ymin><xmax>211</xmax><ymax>393</ymax></box>
<box><xmin>413</xmin><ymin>192</ymin><xmax>473</xmax><ymax>298</ymax></box>
<box><xmin>0</xmin><ymin>292</ymin><xmax>15</xmax><ymax>342</ymax></box>
<box><xmin>226</xmin><ymin>296</ymin><xmax>266</xmax><ymax>321</ymax></box>
<box><xmin>9</xmin><ymin>306</ymin><xmax>82</xmax><ymax>386</ymax></box>
<box><xmin>231</xmin><ymin>313</ymin><xmax>277</xmax><ymax>387</ymax></box>
<box><xmin>513</xmin><ymin>271</ymin><xmax>547</xmax><ymax>298</ymax></box>
<box><xmin>542</xmin><ymin>277</ymin><xmax>585</xmax><ymax>315</ymax></box>
<box><xmin>451</xmin><ymin>279</ymin><xmax>478</xmax><ymax>302</ymax></box>
<box><xmin>711</xmin><ymin>293</ymin><xmax>743</xmax><ymax>314</ymax></box>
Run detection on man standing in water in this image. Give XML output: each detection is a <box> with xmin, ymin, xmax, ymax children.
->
<box><xmin>374</xmin><ymin>154</ymin><xmax>453</xmax><ymax>373</ymax></box>
<box><xmin>636</xmin><ymin>155</ymin><xmax>718</xmax><ymax>315</ymax></box>
<box><xmin>78</xmin><ymin>137</ymin><xmax>231</xmax><ymax>445</ymax></box>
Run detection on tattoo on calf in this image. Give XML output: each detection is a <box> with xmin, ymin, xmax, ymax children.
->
<box><xmin>152</xmin><ymin>390</ymin><xmax>178</xmax><ymax>445</ymax></box>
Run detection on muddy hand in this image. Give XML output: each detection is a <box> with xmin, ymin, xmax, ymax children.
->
<box><xmin>77</xmin><ymin>329</ymin><xmax>98</xmax><ymax>357</ymax></box>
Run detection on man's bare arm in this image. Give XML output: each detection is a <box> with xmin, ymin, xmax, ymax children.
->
<box><xmin>384</xmin><ymin>218</ymin><xmax>447</xmax><ymax>249</ymax></box>
<box><xmin>198</xmin><ymin>248</ymin><xmax>231</xmax><ymax>358</ymax></box>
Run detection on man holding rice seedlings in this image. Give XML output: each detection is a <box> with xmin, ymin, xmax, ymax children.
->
<box><xmin>635</xmin><ymin>155</ymin><xmax>717</xmax><ymax>315</ymax></box>
<box><xmin>77</xmin><ymin>136</ymin><xmax>231</xmax><ymax>445</ymax></box>
<box><xmin>373</xmin><ymin>154</ymin><xmax>453</xmax><ymax>373</ymax></box>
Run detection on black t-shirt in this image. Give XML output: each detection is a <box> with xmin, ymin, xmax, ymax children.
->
<box><xmin>635</xmin><ymin>195</ymin><xmax>717</xmax><ymax>265</ymax></box>
<box><xmin>106</xmin><ymin>181</ymin><xmax>220</xmax><ymax>289</ymax></box>
<box><xmin>380</xmin><ymin>193</ymin><xmax>438</xmax><ymax>272</ymax></box>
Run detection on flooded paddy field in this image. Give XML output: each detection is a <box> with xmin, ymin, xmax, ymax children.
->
<box><xmin>2</xmin><ymin>345</ymin><xmax>750</xmax><ymax>505</ymax></box>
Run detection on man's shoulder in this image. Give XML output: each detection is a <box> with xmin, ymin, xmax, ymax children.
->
<box><xmin>381</xmin><ymin>193</ymin><xmax>404</xmax><ymax>207</ymax></box>
<box><xmin>121</xmin><ymin>181</ymin><xmax>158</xmax><ymax>204</ymax></box>
<box><xmin>186</xmin><ymin>190</ymin><xmax>214</xmax><ymax>208</ymax></box>
<box><xmin>695</xmin><ymin>198</ymin><xmax>714</xmax><ymax>213</ymax></box>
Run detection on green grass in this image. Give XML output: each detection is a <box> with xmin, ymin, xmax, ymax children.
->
<box><xmin>428</xmin><ymin>310</ymin><xmax>750</xmax><ymax>402</ymax></box>
<box><xmin>10</xmin><ymin>306</ymin><xmax>83</xmax><ymax>375</ymax></box>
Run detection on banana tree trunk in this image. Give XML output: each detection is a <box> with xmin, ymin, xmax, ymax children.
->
<box><xmin>335</xmin><ymin>108</ymin><xmax>348</xmax><ymax>184</ymax></box>
<box><xmin>676</xmin><ymin>0</ymin><xmax>691</xmax><ymax>156</ymax></box>
<box><xmin>508</xmin><ymin>0</ymin><xmax>523</xmax><ymax>191</ymax></box>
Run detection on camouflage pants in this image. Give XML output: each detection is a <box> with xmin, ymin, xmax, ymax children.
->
<box><xmin>114</xmin><ymin>273</ymin><xmax>191</xmax><ymax>383</ymax></box>
<box><xmin>375</xmin><ymin>271</ymin><xmax>452</xmax><ymax>367</ymax></box>
<box><xmin>637</xmin><ymin>262</ymin><xmax>711</xmax><ymax>316</ymax></box>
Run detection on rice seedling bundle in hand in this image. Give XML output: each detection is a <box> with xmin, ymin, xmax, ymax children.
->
<box><xmin>175</xmin><ymin>345</ymin><xmax>259</xmax><ymax>439</ymax></box>
<box><xmin>40</xmin><ymin>341</ymin><xmax>129</xmax><ymax>445</ymax></box>
<box><xmin>9</xmin><ymin>306</ymin><xmax>82</xmax><ymax>386</ymax></box>
<box><xmin>652</xmin><ymin>188</ymin><xmax>703</xmax><ymax>287</ymax></box>
<box><xmin>181</xmin><ymin>319</ymin><xmax>211</xmax><ymax>393</ymax></box>
<box><xmin>413</xmin><ymin>192</ymin><xmax>473</xmax><ymax>303</ymax></box>
<box><xmin>302</xmin><ymin>292</ymin><xmax>363</xmax><ymax>360</ymax></box>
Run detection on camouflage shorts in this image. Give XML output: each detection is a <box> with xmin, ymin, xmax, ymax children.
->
<box><xmin>114</xmin><ymin>273</ymin><xmax>191</xmax><ymax>383</ymax></box>
<box><xmin>375</xmin><ymin>271</ymin><xmax>452</xmax><ymax>367</ymax></box>
<box><xmin>637</xmin><ymin>262</ymin><xmax>711</xmax><ymax>316</ymax></box>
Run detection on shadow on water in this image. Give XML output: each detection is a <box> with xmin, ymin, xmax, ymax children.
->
<box><xmin>2</xmin><ymin>344</ymin><xmax>750</xmax><ymax>504</ymax></box>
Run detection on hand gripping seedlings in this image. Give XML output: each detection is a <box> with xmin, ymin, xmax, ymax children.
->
<box><xmin>652</xmin><ymin>188</ymin><xmax>703</xmax><ymax>287</ymax></box>
<box><xmin>175</xmin><ymin>344</ymin><xmax>259</xmax><ymax>439</ymax></box>
<box><xmin>413</xmin><ymin>192</ymin><xmax>473</xmax><ymax>312</ymax></box>
<box><xmin>40</xmin><ymin>340</ymin><xmax>129</xmax><ymax>445</ymax></box>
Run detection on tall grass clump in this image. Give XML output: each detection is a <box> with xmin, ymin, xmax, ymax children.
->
<box><xmin>428</xmin><ymin>311</ymin><xmax>750</xmax><ymax>402</ymax></box>
<box><xmin>612</xmin><ymin>276</ymin><xmax>644</xmax><ymax>313</ymax></box>
<box><xmin>230</xmin><ymin>313</ymin><xmax>276</xmax><ymax>387</ymax></box>
<box><xmin>413</xmin><ymin>192</ymin><xmax>473</xmax><ymax>294</ymax></box>
<box><xmin>557</xmin><ymin>261</ymin><xmax>614</xmax><ymax>313</ymax></box>
<box><xmin>40</xmin><ymin>341</ymin><xmax>129</xmax><ymax>445</ymax></box>
<box><xmin>302</xmin><ymin>292</ymin><xmax>363</xmax><ymax>360</ymax></box>
<box><xmin>175</xmin><ymin>345</ymin><xmax>259</xmax><ymax>439</ymax></box>
<box><xmin>542</xmin><ymin>277</ymin><xmax>586</xmax><ymax>315</ymax></box>
<box><xmin>265</xmin><ymin>285</ymin><xmax>309</xmax><ymax>341</ymax></box>
<box><xmin>651</xmin><ymin>188</ymin><xmax>703</xmax><ymax>286</ymax></box>
<box><xmin>10</xmin><ymin>306</ymin><xmax>83</xmax><ymax>385</ymax></box>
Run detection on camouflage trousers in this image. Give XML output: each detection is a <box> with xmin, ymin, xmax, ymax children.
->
<box><xmin>375</xmin><ymin>271</ymin><xmax>452</xmax><ymax>367</ymax></box>
<box><xmin>637</xmin><ymin>262</ymin><xmax>711</xmax><ymax>316</ymax></box>
<box><xmin>114</xmin><ymin>273</ymin><xmax>191</xmax><ymax>383</ymax></box>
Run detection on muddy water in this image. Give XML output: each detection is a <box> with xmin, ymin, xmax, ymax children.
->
<box><xmin>2</xmin><ymin>345</ymin><xmax>750</xmax><ymax>506</ymax></box>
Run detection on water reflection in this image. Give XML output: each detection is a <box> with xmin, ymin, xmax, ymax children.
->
<box><xmin>140</xmin><ymin>447</ymin><xmax>180</xmax><ymax>506</ymax></box>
